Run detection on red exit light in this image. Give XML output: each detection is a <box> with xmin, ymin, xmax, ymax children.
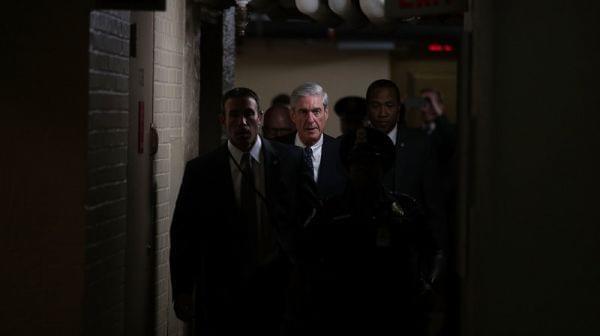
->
<box><xmin>428</xmin><ymin>43</ymin><xmax>454</xmax><ymax>52</ymax></box>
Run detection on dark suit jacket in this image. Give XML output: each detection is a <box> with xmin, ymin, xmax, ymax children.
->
<box><xmin>274</xmin><ymin>132</ymin><xmax>346</xmax><ymax>200</ymax></box>
<box><xmin>426</xmin><ymin>115</ymin><xmax>457</xmax><ymax>201</ymax></box>
<box><xmin>427</xmin><ymin>115</ymin><xmax>457</xmax><ymax>168</ymax></box>
<box><xmin>169</xmin><ymin>137</ymin><xmax>316</xmax><ymax>335</ymax></box>
<box><xmin>425</xmin><ymin>116</ymin><xmax>457</xmax><ymax>270</ymax></box>
<box><xmin>384</xmin><ymin>125</ymin><xmax>446</xmax><ymax>254</ymax></box>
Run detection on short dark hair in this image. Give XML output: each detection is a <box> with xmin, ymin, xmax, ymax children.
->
<box><xmin>271</xmin><ymin>93</ymin><xmax>291</xmax><ymax>107</ymax></box>
<box><xmin>222</xmin><ymin>87</ymin><xmax>261</xmax><ymax>114</ymax></box>
<box><xmin>366</xmin><ymin>79</ymin><xmax>401</xmax><ymax>103</ymax></box>
<box><xmin>334</xmin><ymin>96</ymin><xmax>367</xmax><ymax>120</ymax></box>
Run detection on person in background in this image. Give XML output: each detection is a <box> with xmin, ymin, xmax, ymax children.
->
<box><xmin>420</xmin><ymin>88</ymin><xmax>457</xmax><ymax>165</ymax></box>
<box><xmin>263</xmin><ymin>104</ymin><xmax>296</xmax><ymax>140</ymax></box>
<box><xmin>420</xmin><ymin>88</ymin><xmax>458</xmax><ymax>336</ymax></box>
<box><xmin>271</xmin><ymin>93</ymin><xmax>291</xmax><ymax>109</ymax></box>
<box><xmin>419</xmin><ymin>88</ymin><xmax>457</xmax><ymax>194</ymax></box>
<box><xmin>334</xmin><ymin>96</ymin><xmax>367</xmax><ymax>135</ymax></box>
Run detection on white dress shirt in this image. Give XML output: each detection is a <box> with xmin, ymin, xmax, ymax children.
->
<box><xmin>422</xmin><ymin>122</ymin><xmax>436</xmax><ymax>135</ymax></box>
<box><xmin>228</xmin><ymin>136</ymin><xmax>275</xmax><ymax>263</ymax></box>
<box><xmin>387</xmin><ymin>124</ymin><xmax>398</xmax><ymax>145</ymax></box>
<box><xmin>227</xmin><ymin>137</ymin><xmax>266</xmax><ymax>212</ymax></box>
<box><xmin>295</xmin><ymin>133</ymin><xmax>323</xmax><ymax>182</ymax></box>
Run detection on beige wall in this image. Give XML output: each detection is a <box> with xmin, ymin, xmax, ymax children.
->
<box><xmin>236</xmin><ymin>39</ymin><xmax>391</xmax><ymax>137</ymax></box>
<box><xmin>237</xmin><ymin>39</ymin><xmax>458</xmax><ymax>134</ymax></box>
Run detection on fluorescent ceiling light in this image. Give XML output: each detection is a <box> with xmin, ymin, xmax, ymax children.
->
<box><xmin>337</xmin><ymin>40</ymin><xmax>395</xmax><ymax>50</ymax></box>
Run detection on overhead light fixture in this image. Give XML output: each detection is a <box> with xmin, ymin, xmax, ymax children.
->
<box><xmin>359</xmin><ymin>0</ymin><xmax>389</xmax><ymax>26</ymax></box>
<box><xmin>337</xmin><ymin>40</ymin><xmax>395</xmax><ymax>51</ymax></box>
<box><xmin>295</xmin><ymin>0</ymin><xmax>342</xmax><ymax>27</ymax></box>
<box><xmin>295</xmin><ymin>0</ymin><xmax>318</xmax><ymax>13</ymax></box>
<box><xmin>328</xmin><ymin>0</ymin><xmax>365</xmax><ymax>26</ymax></box>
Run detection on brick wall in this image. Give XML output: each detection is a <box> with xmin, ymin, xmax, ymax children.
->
<box><xmin>85</xmin><ymin>10</ymin><xmax>130</xmax><ymax>336</ymax></box>
<box><xmin>153</xmin><ymin>0</ymin><xmax>187</xmax><ymax>334</ymax></box>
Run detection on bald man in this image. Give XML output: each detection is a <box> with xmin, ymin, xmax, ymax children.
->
<box><xmin>262</xmin><ymin>105</ymin><xmax>296</xmax><ymax>140</ymax></box>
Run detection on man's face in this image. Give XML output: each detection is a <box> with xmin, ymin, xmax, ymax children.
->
<box><xmin>263</xmin><ymin>106</ymin><xmax>295</xmax><ymax>139</ymax></box>
<box><xmin>291</xmin><ymin>95</ymin><xmax>329</xmax><ymax>146</ymax></box>
<box><xmin>367</xmin><ymin>87</ymin><xmax>400</xmax><ymax>134</ymax></box>
<box><xmin>220</xmin><ymin>96</ymin><xmax>262</xmax><ymax>151</ymax></box>
<box><xmin>420</xmin><ymin>91</ymin><xmax>438</xmax><ymax>123</ymax></box>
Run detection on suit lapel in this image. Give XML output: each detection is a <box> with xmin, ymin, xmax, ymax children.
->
<box><xmin>394</xmin><ymin>126</ymin><xmax>408</xmax><ymax>189</ymax></box>
<box><xmin>317</xmin><ymin>134</ymin><xmax>331</xmax><ymax>190</ymax></box>
<box><xmin>261</xmin><ymin>137</ymin><xmax>280</xmax><ymax>209</ymax></box>
<box><xmin>216</xmin><ymin>144</ymin><xmax>237</xmax><ymax>219</ymax></box>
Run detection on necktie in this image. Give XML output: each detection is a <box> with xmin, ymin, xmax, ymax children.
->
<box><xmin>304</xmin><ymin>146</ymin><xmax>315</xmax><ymax>181</ymax></box>
<box><xmin>240</xmin><ymin>153</ymin><xmax>258</xmax><ymax>266</ymax></box>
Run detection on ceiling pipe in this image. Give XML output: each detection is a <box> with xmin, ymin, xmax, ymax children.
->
<box><xmin>328</xmin><ymin>0</ymin><xmax>366</xmax><ymax>26</ymax></box>
<box><xmin>295</xmin><ymin>0</ymin><xmax>342</xmax><ymax>27</ymax></box>
<box><xmin>235</xmin><ymin>1</ymin><xmax>253</xmax><ymax>37</ymax></box>
<box><xmin>358</xmin><ymin>0</ymin><xmax>391</xmax><ymax>26</ymax></box>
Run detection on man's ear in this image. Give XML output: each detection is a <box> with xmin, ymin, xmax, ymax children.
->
<box><xmin>218</xmin><ymin>113</ymin><xmax>225</xmax><ymax>126</ymax></box>
<box><xmin>257</xmin><ymin>110</ymin><xmax>264</xmax><ymax>127</ymax></box>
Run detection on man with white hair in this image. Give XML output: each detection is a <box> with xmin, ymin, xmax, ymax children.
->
<box><xmin>276</xmin><ymin>82</ymin><xmax>346</xmax><ymax>200</ymax></box>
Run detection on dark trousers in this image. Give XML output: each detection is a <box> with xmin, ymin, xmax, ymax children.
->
<box><xmin>194</xmin><ymin>257</ymin><xmax>291</xmax><ymax>336</ymax></box>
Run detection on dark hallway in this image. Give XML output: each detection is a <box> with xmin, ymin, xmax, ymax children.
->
<box><xmin>2</xmin><ymin>1</ymin><xmax>600</xmax><ymax>335</ymax></box>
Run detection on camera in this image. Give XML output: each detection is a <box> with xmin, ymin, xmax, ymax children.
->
<box><xmin>403</xmin><ymin>97</ymin><xmax>431</xmax><ymax>109</ymax></box>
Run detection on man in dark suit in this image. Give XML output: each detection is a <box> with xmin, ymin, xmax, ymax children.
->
<box><xmin>420</xmin><ymin>88</ymin><xmax>457</xmax><ymax>174</ymax></box>
<box><xmin>366</xmin><ymin>80</ymin><xmax>446</xmax><ymax>334</ymax></box>
<box><xmin>169</xmin><ymin>87</ymin><xmax>316</xmax><ymax>336</ymax></box>
<box><xmin>419</xmin><ymin>88</ymin><xmax>458</xmax><ymax>336</ymax></box>
<box><xmin>275</xmin><ymin>82</ymin><xmax>346</xmax><ymax>201</ymax></box>
<box><xmin>298</xmin><ymin>127</ymin><xmax>435</xmax><ymax>336</ymax></box>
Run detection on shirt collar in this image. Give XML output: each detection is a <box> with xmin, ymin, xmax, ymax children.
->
<box><xmin>387</xmin><ymin>124</ymin><xmax>398</xmax><ymax>145</ymax></box>
<box><xmin>294</xmin><ymin>133</ymin><xmax>324</xmax><ymax>150</ymax></box>
<box><xmin>227</xmin><ymin>136</ymin><xmax>262</xmax><ymax>164</ymax></box>
<box><xmin>422</xmin><ymin>122</ymin><xmax>436</xmax><ymax>134</ymax></box>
